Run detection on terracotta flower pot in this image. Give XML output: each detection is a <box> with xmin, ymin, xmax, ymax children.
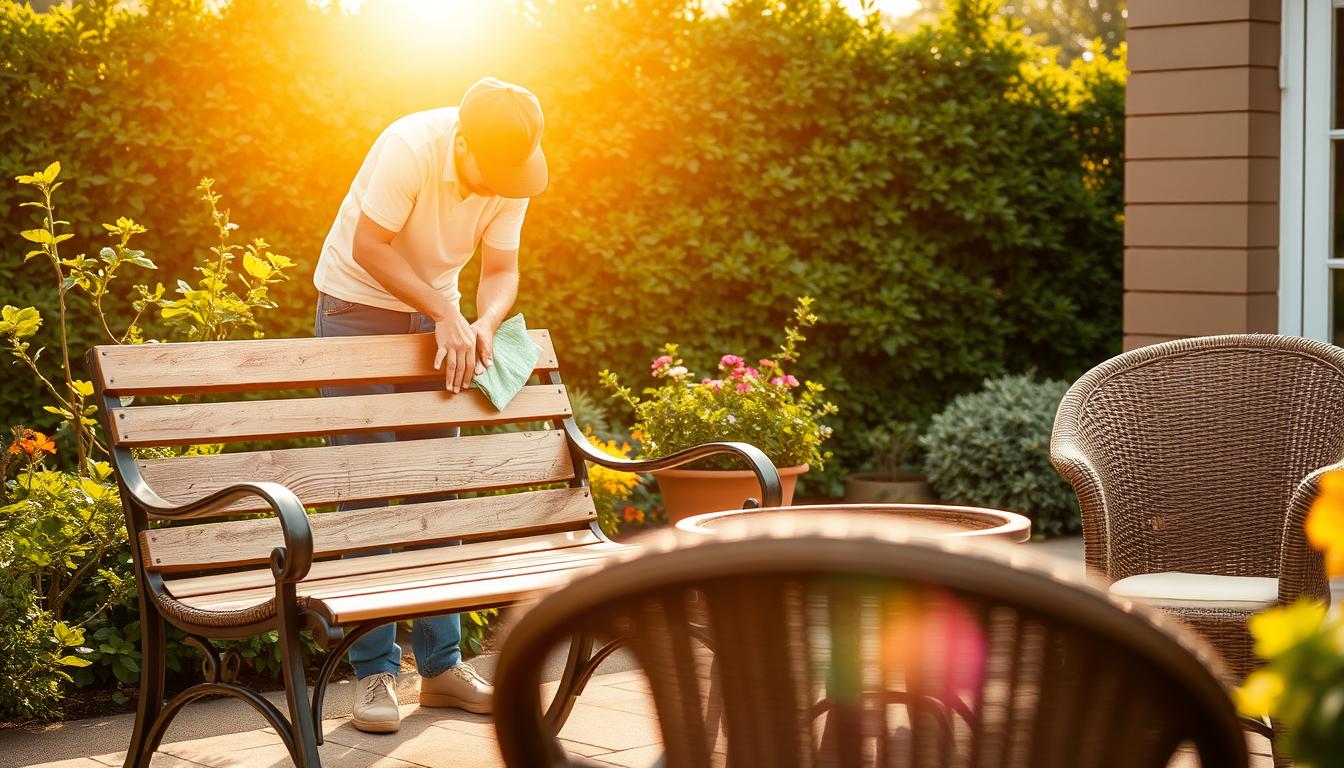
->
<box><xmin>842</xmin><ymin>472</ymin><xmax>934</xmax><ymax>504</ymax></box>
<box><xmin>654</xmin><ymin>464</ymin><xmax>809</xmax><ymax>522</ymax></box>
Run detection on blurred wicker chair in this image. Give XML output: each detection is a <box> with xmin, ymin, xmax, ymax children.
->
<box><xmin>1051</xmin><ymin>334</ymin><xmax>1344</xmax><ymax>686</ymax></box>
<box><xmin>494</xmin><ymin>514</ymin><xmax>1247</xmax><ymax>768</ymax></box>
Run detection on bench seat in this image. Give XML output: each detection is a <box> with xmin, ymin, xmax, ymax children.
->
<box><xmin>157</xmin><ymin>531</ymin><xmax>629</xmax><ymax>627</ymax></box>
<box><xmin>91</xmin><ymin>329</ymin><xmax>781</xmax><ymax>768</ymax></box>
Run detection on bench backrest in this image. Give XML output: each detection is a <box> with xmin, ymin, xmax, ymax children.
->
<box><xmin>91</xmin><ymin>330</ymin><xmax>598</xmax><ymax>574</ymax></box>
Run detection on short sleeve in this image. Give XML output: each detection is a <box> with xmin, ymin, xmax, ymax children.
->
<box><xmin>359</xmin><ymin>135</ymin><xmax>422</xmax><ymax>233</ymax></box>
<box><xmin>482</xmin><ymin>197</ymin><xmax>530</xmax><ymax>251</ymax></box>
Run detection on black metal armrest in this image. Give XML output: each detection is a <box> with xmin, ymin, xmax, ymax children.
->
<box><xmin>560</xmin><ymin>419</ymin><xmax>783</xmax><ymax>508</ymax></box>
<box><xmin>122</xmin><ymin>475</ymin><xmax>313</xmax><ymax>583</ymax></box>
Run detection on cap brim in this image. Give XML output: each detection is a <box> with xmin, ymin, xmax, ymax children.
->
<box><xmin>477</xmin><ymin>144</ymin><xmax>548</xmax><ymax>199</ymax></box>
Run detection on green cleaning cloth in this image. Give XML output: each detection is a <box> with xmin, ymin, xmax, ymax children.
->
<box><xmin>473</xmin><ymin>313</ymin><xmax>543</xmax><ymax>410</ymax></box>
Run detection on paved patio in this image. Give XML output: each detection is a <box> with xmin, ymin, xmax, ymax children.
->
<box><xmin>5</xmin><ymin>537</ymin><xmax>1300</xmax><ymax>767</ymax></box>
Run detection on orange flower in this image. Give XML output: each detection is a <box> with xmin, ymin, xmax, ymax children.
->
<box><xmin>622</xmin><ymin>506</ymin><xmax>644</xmax><ymax>523</ymax></box>
<box><xmin>5</xmin><ymin>427</ymin><xmax>55</xmax><ymax>459</ymax></box>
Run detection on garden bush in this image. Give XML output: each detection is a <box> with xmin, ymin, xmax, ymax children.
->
<box><xmin>919</xmin><ymin>374</ymin><xmax>1078</xmax><ymax>536</ymax></box>
<box><xmin>0</xmin><ymin>0</ymin><xmax>1124</xmax><ymax>479</ymax></box>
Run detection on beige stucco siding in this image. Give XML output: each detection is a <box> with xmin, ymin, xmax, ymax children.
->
<box><xmin>1123</xmin><ymin>0</ymin><xmax>1281</xmax><ymax>350</ymax></box>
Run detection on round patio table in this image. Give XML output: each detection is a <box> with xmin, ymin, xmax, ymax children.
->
<box><xmin>674</xmin><ymin>502</ymin><xmax>1032</xmax><ymax>543</ymax></box>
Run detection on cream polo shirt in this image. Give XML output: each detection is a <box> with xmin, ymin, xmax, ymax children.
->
<box><xmin>313</xmin><ymin>107</ymin><xmax>530</xmax><ymax>313</ymax></box>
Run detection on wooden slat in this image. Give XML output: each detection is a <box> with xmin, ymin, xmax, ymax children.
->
<box><xmin>136</xmin><ymin>430</ymin><xmax>573</xmax><ymax>516</ymax></box>
<box><xmin>93</xmin><ymin>330</ymin><xmax>559</xmax><ymax>396</ymax></box>
<box><xmin>141</xmin><ymin>486</ymin><xmax>597</xmax><ymax>572</ymax></box>
<box><xmin>170</xmin><ymin>542</ymin><xmax>621</xmax><ymax>614</ymax></box>
<box><xmin>111</xmin><ymin>385</ymin><xmax>572</xmax><ymax>447</ymax></box>
<box><xmin>320</xmin><ymin>567</ymin><xmax>606</xmax><ymax>623</ymax></box>
<box><xmin>163</xmin><ymin>530</ymin><xmax>605</xmax><ymax>599</ymax></box>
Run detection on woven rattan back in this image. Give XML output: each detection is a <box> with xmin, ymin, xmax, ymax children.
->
<box><xmin>494</xmin><ymin>518</ymin><xmax>1247</xmax><ymax>768</ymax></box>
<box><xmin>1053</xmin><ymin>335</ymin><xmax>1344</xmax><ymax>582</ymax></box>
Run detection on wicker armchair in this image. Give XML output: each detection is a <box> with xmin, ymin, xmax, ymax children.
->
<box><xmin>494</xmin><ymin>514</ymin><xmax>1247</xmax><ymax>768</ymax></box>
<box><xmin>1051</xmin><ymin>334</ymin><xmax>1344</xmax><ymax>683</ymax></box>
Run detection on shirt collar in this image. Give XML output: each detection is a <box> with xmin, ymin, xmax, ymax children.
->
<box><xmin>443</xmin><ymin>122</ymin><xmax>467</xmax><ymax>202</ymax></box>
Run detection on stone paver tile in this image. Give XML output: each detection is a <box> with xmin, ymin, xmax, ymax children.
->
<box><xmin>589</xmin><ymin>744</ymin><xmax>666</xmax><ymax>768</ymax></box>
<box><xmin>23</xmin><ymin>759</ymin><xmax>111</xmax><ymax>768</ymax></box>
<box><xmin>317</xmin><ymin>709</ymin><xmax>504</xmax><ymax>768</ymax></box>
<box><xmin>585</xmin><ymin>670</ymin><xmax>649</xmax><ymax>687</ymax></box>
<box><xmin>606</xmin><ymin>679</ymin><xmax>651</xmax><ymax>695</ymax></box>
<box><xmin>195</xmin><ymin>740</ymin><xmax>430</xmax><ymax>768</ymax></box>
<box><xmin>557</xmin><ymin>738</ymin><xmax>616</xmax><ymax>758</ymax></box>
<box><xmin>555</xmin><ymin>701</ymin><xmax>661</xmax><ymax>752</ymax></box>
<box><xmin>90</xmin><ymin>751</ymin><xmax>207</xmax><ymax>767</ymax></box>
<box><xmin>570</xmin><ymin>682</ymin><xmax>660</xmax><ymax>713</ymax></box>
<box><xmin>419</xmin><ymin>708</ymin><xmax>495</xmax><ymax>741</ymax></box>
<box><xmin>158</xmin><ymin>728</ymin><xmax>292</xmax><ymax>757</ymax></box>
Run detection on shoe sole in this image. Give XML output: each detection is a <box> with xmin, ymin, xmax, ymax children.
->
<box><xmin>419</xmin><ymin>691</ymin><xmax>493</xmax><ymax>714</ymax></box>
<box><xmin>351</xmin><ymin>717</ymin><xmax>401</xmax><ymax>733</ymax></box>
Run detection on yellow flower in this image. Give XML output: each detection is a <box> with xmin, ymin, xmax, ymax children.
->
<box><xmin>1234</xmin><ymin>669</ymin><xmax>1285</xmax><ymax>717</ymax></box>
<box><xmin>1306</xmin><ymin>469</ymin><xmax>1344</xmax><ymax>577</ymax></box>
<box><xmin>1248</xmin><ymin>600</ymin><xmax>1328</xmax><ymax>658</ymax></box>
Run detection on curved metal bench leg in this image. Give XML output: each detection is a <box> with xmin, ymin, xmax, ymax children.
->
<box><xmin>145</xmin><ymin>682</ymin><xmax>302</xmax><ymax>765</ymax></box>
<box><xmin>544</xmin><ymin>635</ymin><xmax>629</xmax><ymax>732</ymax></box>
<box><xmin>310</xmin><ymin>623</ymin><xmax>379</xmax><ymax>745</ymax></box>
<box><xmin>277</xmin><ymin>584</ymin><xmax>322</xmax><ymax>767</ymax></box>
<box><xmin>123</xmin><ymin>607</ymin><xmax>167</xmax><ymax>768</ymax></box>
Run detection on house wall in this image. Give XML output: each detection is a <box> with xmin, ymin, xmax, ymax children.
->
<box><xmin>1123</xmin><ymin>0</ymin><xmax>1282</xmax><ymax>350</ymax></box>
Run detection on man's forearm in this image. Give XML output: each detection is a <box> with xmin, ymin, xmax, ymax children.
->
<box><xmin>474</xmin><ymin>269</ymin><xmax>518</xmax><ymax>330</ymax></box>
<box><xmin>353</xmin><ymin>241</ymin><xmax>457</xmax><ymax>321</ymax></box>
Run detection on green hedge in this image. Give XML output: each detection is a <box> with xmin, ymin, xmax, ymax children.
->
<box><xmin>0</xmin><ymin>0</ymin><xmax>1124</xmax><ymax>479</ymax></box>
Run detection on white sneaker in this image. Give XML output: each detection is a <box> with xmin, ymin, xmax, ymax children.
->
<box><xmin>352</xmin><ymin>672</ymin><xmax>401</xmax><ymax>733</ymax></box>
<box><xmin>419</xmin><ymin>662</ymin><xmax>493</xmax><ymax>714</ymax></box>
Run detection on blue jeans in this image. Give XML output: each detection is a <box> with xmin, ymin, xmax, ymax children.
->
<box><xmin>314</xmin><ymin>292</ymin><xmax>462</xmax><ymax>679</ymax></box>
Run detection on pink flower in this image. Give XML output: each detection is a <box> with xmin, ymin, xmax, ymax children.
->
<box><xmin>651</xmin><ymin>355</ymin><xmax>674</xmax><ymax>376</ymax></box>
<box><xmin>719</xmin><ymin>354</ymin><xmax>744</xmax><ymax>370</ymax></box>
<box><xmin>731</xmin><ymin>366</ymin><xmax>760</xmax><ymax>381</ymax></box>
<box><xmin>772</xmin><ymin>375</ymin><xmax>800</xmax><ymax>388</ymax></box>
<box><xmin>736</xmin><ymin>382</ymin><xmax>751</xmax><ymax>393</ymax></box>
<box><xmin>700</xmin><ymin>378</ymin><xmax>724</xmax><ymax>391</ymax></box>
<box><xmin>758</xmin><ymin>358</ymin><xmax>775</xmax><ymax>368</ymax></box>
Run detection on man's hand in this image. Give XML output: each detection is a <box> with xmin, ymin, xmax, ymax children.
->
<box><xmin>433</xmin><ymin>308</ymin><xmax>477</xmax><ymax>393</ymax></box>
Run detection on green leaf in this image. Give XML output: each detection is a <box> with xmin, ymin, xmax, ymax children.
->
<box><xmin>54</xmin><ymin>622</ymin><xmax>85</xmax><ymax>647</ymax></box>
<box><xmin>21</xmin><ymin>228</ymin><xmax>53</xmax><ymax>244</ymax></box>
<box><xmin>57</xmin><ymin>655</ymin><xmax>92</xmax><ymax>668</ymax></box>
<box><xmin>42</xmin><ymin>161</ymin><xmax>61</xmax><ymax>182</ymax></box>
<box><xmin>0</xmin><ymin>305</ymin><xmax>43</xmax><ymax>339</ymax></box>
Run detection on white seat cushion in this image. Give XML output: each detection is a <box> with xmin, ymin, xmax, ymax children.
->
<box><xmin>1109</xmin><ymin>571</ymin><xmax>1279</xmax><ymax>610</ymax></box>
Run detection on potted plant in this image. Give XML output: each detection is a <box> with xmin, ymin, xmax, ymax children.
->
<box><xmin>600</xmin><ymin>297</ymin><xmax>837</xmax><ymax>521</ymax></box>
<box><xmin>843</xmin><ymin>424</ymin><xmax>934</xmax><ymax>504</ymax></box>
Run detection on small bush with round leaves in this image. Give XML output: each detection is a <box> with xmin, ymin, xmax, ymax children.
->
<box><xmin>919</xmin><ymin>374</ymin><xmax>1078</xmax><ymax>537</ymax></box>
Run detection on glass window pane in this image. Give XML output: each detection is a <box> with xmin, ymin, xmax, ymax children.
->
<box><xmin>1333</xmin><ymin>269</ymin><xmax>1344</xmax><ymax>346</ymax></box>
<box><xmin>1336</xmin><ymin>8</ymin><xmax>1344</xmax><ymax>128</ymax></box>
<box><xmin>1334</xmin><ymin>142</ymin><xmax>1344</xmax><ymax>258</ymax></box>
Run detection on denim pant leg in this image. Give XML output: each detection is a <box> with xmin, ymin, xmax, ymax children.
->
<box><xmin>314</xmin><ymin>294</ymin><xmax>461</xmax><ymax>679</ymax></box>
<box><xmin>399</xmin><ymin>310</ymin><xmax>463</xmax><ymax>677</ymax></box>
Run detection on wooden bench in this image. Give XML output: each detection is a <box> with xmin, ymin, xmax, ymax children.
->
<box><xmin>90</xmin><ymin>330</ymin><xmax>781</xmax><ymax>768</ymax></box>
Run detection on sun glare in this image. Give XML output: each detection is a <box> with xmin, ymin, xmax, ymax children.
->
<box><xmin>338</xmin><ymin>0</ymin><xmax>496</xmax><ymax>25</ymax></box>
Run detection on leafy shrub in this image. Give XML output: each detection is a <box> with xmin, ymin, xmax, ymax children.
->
<box><xmin>919</xmin><ymin>374</ymin><xmax>1077</xmax><ymax>537</ymax></box>
<box><xmin>0</xmin><ymin>165</ymin><xmax>298</xmax><ymax>720</ymax></box>
<box><xmin>856</xmin><ymin>422</ymin><xmax>925</xmax><ymax>479</ymax></box>
<box><xmin>0</xmin><ymin>0</ymin><xmax>1124</xmax><ymax>477</ymax></box>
